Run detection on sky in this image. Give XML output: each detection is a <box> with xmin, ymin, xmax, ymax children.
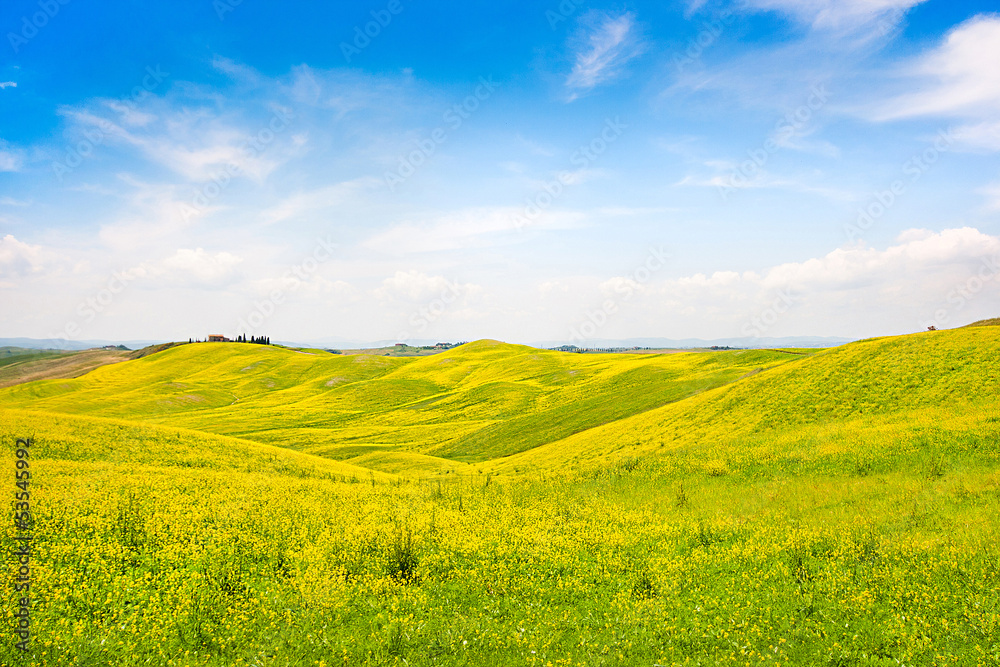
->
<box><xmin>1</xmin><ymin>0</ymin><xmax>999</xmax><ymax>346</ymax></box>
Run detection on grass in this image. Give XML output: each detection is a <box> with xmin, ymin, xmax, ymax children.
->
<box><xmin>0</xmin><ymin>348</ymin><xmax>132</xmax><ymax>388</ymax></box>
<box><xmin>964</xmin><ymin>317</ymin><xmax>1000</xmax><ymax>327</ymax></box>
<box><xmin>0</xmin><ymin>340</ymin><xmax>804</xmax><ymax>470</ymax></box>
<box><xmin>1</xmin><ymin>327</ymin><xmax>998</xmax><ymax>665</ymax></box>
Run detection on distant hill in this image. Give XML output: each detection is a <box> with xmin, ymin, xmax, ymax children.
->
<box><xmin>0</xmin><ymin>347</ymin><xmax>134</xmax><ymax>388</ymax></box>
<box><xmin>0</xmin><ymin>342</ymin><xmax>185</xmax><ymax>388</ymax></box>
<box><xmin>964</xmin><ymin>317</ymin><xmax>1000</xmax><ymax>327</ymax></box>
<box><xmin>531</xmin><ymin>335</ymin><xmax>855</xmax><ymax>349</ymax></box>
<box><xmin>0</xmin><ymin>337</ymin><xmax>168</xmax><ymax>350</ymax></box>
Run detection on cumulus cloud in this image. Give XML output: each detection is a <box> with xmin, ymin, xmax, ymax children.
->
<box><xmin>603</xmin><ymin>227</ymin><xmax>1000</xmax><ymax>338</ymax></box>
<box><xmin>0</xmin><ymin>235</ymin><xmax>42</xmax><ymax>280</ymax></box>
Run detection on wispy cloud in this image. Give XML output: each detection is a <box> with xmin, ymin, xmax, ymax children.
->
<box><xmin>128</xmin><ymin>248</ymin><xmax>245</xmax><ymax>289</ymax></box>
<box><xmin>872</xmin><ymin>14</ymin><xmax>1000</xmax><ymax>124</ymax></box>
<box><xmin>743</xmin><ymin>0</ymin><xmax>928</xmax><ymax>33</ymax></box>
<box><xmin>0</xmin><ymin>81</ymin><xmax>16</xmax><ymax>89</ymax></box>
<box><xmin>363</xmin><ymin>207</ymin><xmax>583</xmax><ymax>254</ymax></box>
<box><xmin>0</xmin><ymin>140</ymin><xmax>23</xmax><ymax>172</ymax></box>
<box><xmin>374</xmin><ymin>270</ymin><xmax>482</xmax><ymax>303</ymax></box>
<box><xmin>259</xmin><ymin>178</ymin><xmax>380</xmax><ymax>226</ymax></box>
<box><xmin>565</xmin><ymin>12</ymin><xmax>642</xmax><ymax>100</ymax></box>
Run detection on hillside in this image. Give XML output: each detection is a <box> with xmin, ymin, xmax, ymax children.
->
<box><xmin>3</xmin><ymin>328</ymin><xmax>998</xmax><ymax>666</ymax></box>
<box><xmin>3</xmin><ymin>329</ymin><xmax>997</xmax><ymax>477</ymax></box>
<box><xmin>0</xmin><ymin>346</ymin><xmax>135</xmax><ymax>388</ymax></box>
<box><xmin>965</xmin><ymin>317</ymin><xmax>1000</xmax><ymax>327</ymax></box>
<box><xmin>0</xmin><ymin>340</ymin><xmax>803</xmax><ymax>472</ymax></box>
<box><xmin>487</xmin><ymin>326</ymin><xmax>1000</xmax><ymax>474</ymax></box>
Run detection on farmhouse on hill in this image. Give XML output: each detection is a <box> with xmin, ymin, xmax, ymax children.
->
<box><xmin>208</xmin><ymin>335</ymin><xmax>230</xmax><ymax>342</ymax></box>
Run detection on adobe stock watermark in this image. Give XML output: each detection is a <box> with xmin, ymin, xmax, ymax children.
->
<box><xmin>717</xmin><ymin>84</ymin><xmax>831</xmax><ymax>202</ymax></box>
<box><xmin>238</xmin><ymin>236</ymin><xmax>338</xmax><ymax>333</ymax></box>
<box><xmin>741</xmin><ymin>289</ymin><xmax>798</xmax><ymax>338</ymax></box>
<box><xmin>395</xmin><ymin>280</ymin><xmax>464</xmax><ymax>341</ymax></box>
<box><xmin>384</xmin><ymin>76</ymin><xmax>498</xmax><ymax>192</ymax></box>
<box><xmin>545</xmin><ymin>0</ymin><xmax>585</xmax><ymax>29</ymax></box>
<box><xmin>7</xmin><ymin>0</ymin><xmax>71</xmax><ymax>54</ymax></box>
<box><xmin>214</xmin><ymin>0</ymin><xmax>244</xmax><ymax>21</ymax></box>
<box><xmin>673</xmin><ymin>11</ymin><xmax>735</xmax><ymax>72</ymax></box>
<box><xmin>922</xmin><ymin>253</ymin><xmax>1000</xmax><ymax>331</ymax></box>
<box><xmin>843</xmin><ymin>128</ymin><xmax>955</xmax><ymax>243</ymax></box>
<box><xmin>340</xmin><ymin>0</ymin><xmax>405</xmax><ymax>63</ymax></box>
<box><xmin>180</xmin><ymin>106</ymin><xmax>294</xmax><ymax>222</ymax></box>
<box><xmin>47</xmin><ymin>269</ymin><xmax>142</xmax><ymax>344</ymax></box>
<box><xmin>568</xmin><ymin>246</ymin><xmax>669</xmax><ymax>344</ymax></box>
<box><xmin>513</xmin><ymin>116</ymin><xmax>626</xmax><ymax>232</ymax></box>
<box><xmin>52</xmin><ymin>66</ymin><xmax>170</xmax><ymax>182</ymax></box>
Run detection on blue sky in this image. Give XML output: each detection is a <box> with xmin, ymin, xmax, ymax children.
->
<box><xmin>1</xmin><ymin>0</ymin><xmax>999</xmax><ymax>345</ymax></box>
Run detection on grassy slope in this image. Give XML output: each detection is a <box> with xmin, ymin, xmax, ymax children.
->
<box><xmin>0</xmin><ymin>409</ymin><xmax>393</xmax><ymax>481</ymax></box>
<box><xmin>0</xmin><ymin>340</ymin><xmax>802</xmax><ymax>472</ymax></box>
<box><xmin>488</xmin><ymin>326</ymin><xmax>1000</xmax><ymax>474</ymax></box>
<box><xmin>0</xmin><ymin>348</ymin><xmax>136</xmax><ymax>388</ymax></box>
<box><xmin>965</xmin><ymin>317</ymin><xmax>1000</xmax><ymax>327</ymax></box>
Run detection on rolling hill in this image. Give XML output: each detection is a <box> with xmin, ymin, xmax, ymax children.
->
<box><xmin>0</xmin><ymin>339</ymin><xmax>805</xmax><ymax>473</ymax></box>
<box><xmin>487</xmin><ymin>326</ymin><xmax>1000</xmax><ymax>474</ymax></box>
<box><xmin>2</xmin><ymin>326</ymin><xmax>998</xmax><ymax>665</ymax></box>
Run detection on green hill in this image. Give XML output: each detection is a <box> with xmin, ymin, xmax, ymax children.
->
<box><xmin>2</xmin><ymin>328</ymin><xmax>998</xmax><ymax>666</ymax></box>
<box><xmin>487</xmin><ymin>326</ymin><xmax>1000</xmax><ymax>475</ymax></box>
<box><xmin>0</xmin><ymin>339</ymin><xmax>803</xmax><ymax>472</ymax></box>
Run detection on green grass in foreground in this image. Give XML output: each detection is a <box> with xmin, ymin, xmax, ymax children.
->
<box><xmin>1</xmin><ymin>408</ymin><xmax>998</xmax><ymax>666</ymax></box>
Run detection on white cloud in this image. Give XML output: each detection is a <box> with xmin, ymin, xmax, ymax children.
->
<box><xmin>61</xmin><ymin>91</ymin><xmax>294</xmax><ymax>182</ymax></box>
<box><xmin>565</xmin><ymin>12</ymin><xmax>642</xmax><ymax>99</ymax></box>
<box><xmin>0</xmin><ymin>140</ymin><xmax>23</xmax><ymax>172</ymax></box>
<box><xmin>759</xmin><ymin>227</ymin><xmax>998</xmax><ymax>289</ymax></box>
<box><xmin>363</xmin><ymin>207</ymin><xmax>583</xmax><ymax>255</ymax></box>
<box><xmin>0</xmin><ymin>196</ymin><xmax>29</xmax><ymax>207</ymax></box>
<box><xmin>249</xmin><ymin>274</ymin><xmax>360</xmax><ymax>302</ymax></box>
<box><xmin>98</xmin><ymin>176</ymin><xmax>207</xmax><ymax>250</ymax></box>
<box><xmin>743</xmin><ymin>0</ymin><xmax>927</xmax><ymax>32</ymax></box>
<box><xmin>951</xmin><ymin>121</ymin><xmax>1000</xmax><ymax>152</ymax></box>
<box><xmin>684</xmin><ymin>0</ymin><xmax>709</xmax><ymax>19</ymax></box>
<box><xmin>0</xmin><ymin>235</ymin><xmax>43</xmax><ymax>280</ymax></box>
<box><xmin>131</xmin><ymin>248</ymin><xmax>244</xmax><ymax>289</ymax></box>
<box><xmin>979</xmin><ymin>182</ymin><xmax>1000</xmax><ymax>212</ymax></box>
<box><xmin>624</xmin><ymin>227</ymin><xmax>1000</xmax><ymax>336</ymax></box>
<box><xmin>212</xmin><ymin>56</ymin><xmax>264</xmax><ymax>85</ymax></box>
<box><xmin>0</xmin><ymin>82</ymin><xmax>16</xmax><ymax>89</ymax></box>
<box><xmin>374</xmin><ymin>270</ymin><xmax>482</xmax><ymax>303</ymax></box>
<box><xmin>259</xmin><ymin>178</ymin><xmax>380</xmax><ymax>225</ymax></box>
<box><xmin>873</xmin><ymin>15</ymin><xmax>1000</xmax><ymax>122</ymax></box>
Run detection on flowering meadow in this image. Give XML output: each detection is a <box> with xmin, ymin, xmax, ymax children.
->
<box><xmin>2</xmin><ymin>326</ymin><xmax>999</xmax><ymax>665</ymax></box>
